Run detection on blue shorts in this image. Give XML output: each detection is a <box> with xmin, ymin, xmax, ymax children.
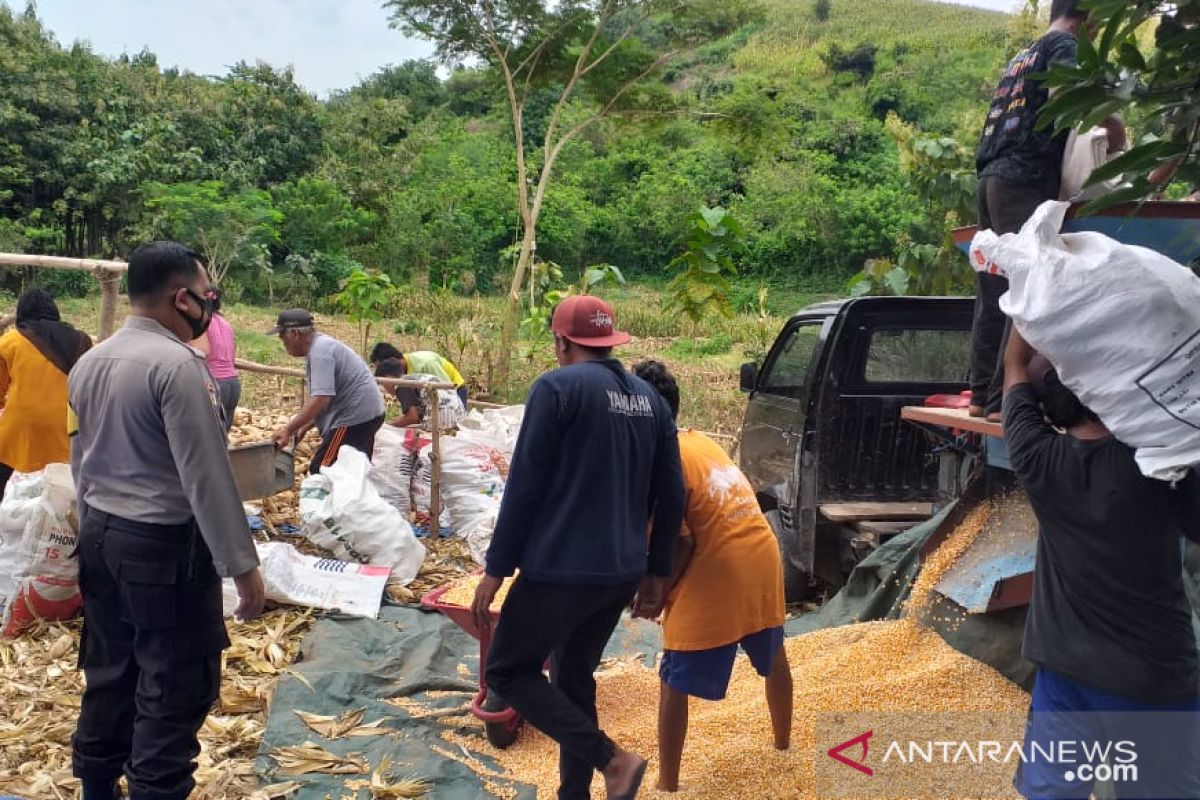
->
<box><xmin>659</xmin><ymin>626</ymin><xmax>784</xmax><ymax>701</ymax></box>
<box><xmin>1015</xmin><ymin>667</ymin><xmax>1200</xmax><ymax>800</ymax></box>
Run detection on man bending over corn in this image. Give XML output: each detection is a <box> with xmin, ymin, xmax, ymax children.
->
<box><xmin>633</xmin><ymin>360</ymin><xmax>793</xmax><ymax>793</ymax></box>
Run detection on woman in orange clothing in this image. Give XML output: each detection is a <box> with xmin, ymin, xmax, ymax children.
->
<box><xmin>633</xmin><ymin>360</ymin><xmax>792</xmax><ymax>793</ymax></box>
<box><xmin>0</xmin><ymin>288</ymin><xmax>92</xmax><ymax>498</ymax></box>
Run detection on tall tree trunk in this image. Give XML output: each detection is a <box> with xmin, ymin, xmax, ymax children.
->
<box><xmin>497</xmin><ymin>220</ymin><xmax>537</xmax><ymax>392</ymax></box>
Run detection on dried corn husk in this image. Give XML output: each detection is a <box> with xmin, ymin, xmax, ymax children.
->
<box><xmin>268</xmin><ymin>741</ymin><xmax>369</xmax><ymax>775</ymax></box>
<box><xmin>344</xmin><ymin>756</ymin><xmax>429</xmax><ymax>798</ymax></box>
<box><xmin>293</xmin><ymin>708</ymin><xmax>390</xmax><ymax>740</ymax></box>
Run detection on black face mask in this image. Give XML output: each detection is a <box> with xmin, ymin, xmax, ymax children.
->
<box><xmin>180</xmin><ymin>288</ymin><xmax>214</xmax><ymax>339</ymax></box>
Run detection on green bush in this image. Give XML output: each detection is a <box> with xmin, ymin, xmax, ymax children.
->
<box><xmin>667</xmin><ymin>334</ymin><xmax>735</xmax><ymax>358</ymax></box>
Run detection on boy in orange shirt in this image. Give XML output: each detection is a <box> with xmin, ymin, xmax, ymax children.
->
<box><xmin>633</xmin><ymin>360</ymin><xmax>792</xmax><ymax>792</ymax></box>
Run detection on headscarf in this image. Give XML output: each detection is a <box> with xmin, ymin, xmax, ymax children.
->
<box><xmin>15</xmin><ymin>288</ymin><xmax>92</xmax><ymax>375</ymax></box>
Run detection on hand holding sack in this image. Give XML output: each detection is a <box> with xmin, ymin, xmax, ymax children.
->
<box><xmin>970</xmin><ymin>200</ymin><xmax>1200</xmax><ymax>480</ymax></box>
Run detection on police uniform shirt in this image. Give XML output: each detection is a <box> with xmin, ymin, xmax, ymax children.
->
<box><xmin>68</xmin><ymin>316</ymin><xmax>259</xmax><ymax>578</ymax></box>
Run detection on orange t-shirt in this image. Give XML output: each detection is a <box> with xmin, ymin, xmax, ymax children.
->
<box><xmin>662</xmin><ymin>430</ymin><xmax>786</xmax><ymax>651</ymax></box>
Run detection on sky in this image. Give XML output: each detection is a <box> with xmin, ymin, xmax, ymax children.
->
<box><xmin>14</xmin><ymin>0</ymin><xmax>1019</xmax><ymax>96</ymax></box>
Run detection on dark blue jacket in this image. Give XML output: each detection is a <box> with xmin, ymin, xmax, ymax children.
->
<box><xmin>485</xmin><ymin>359</ymin><xmax>685</xmax><ymax>584</ymax></box>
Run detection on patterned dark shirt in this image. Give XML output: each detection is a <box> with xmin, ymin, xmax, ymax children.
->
<box><xmin>977</xmin><ymin>31</ymin><xmax>1077</xmax><ymax>184</ymax></box>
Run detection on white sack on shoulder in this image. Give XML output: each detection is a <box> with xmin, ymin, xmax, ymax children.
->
<box><xmin>299</xmin><ymin>446</ymin><xmax>426</xmax><ymax>585</ymax></box>
<box><xmin>970</xmin><ymin>200</ymin><xmax>1200</xmax><ymax>481</ymax></box>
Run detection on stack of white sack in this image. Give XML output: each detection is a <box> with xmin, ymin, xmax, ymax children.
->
<box><xmin>455</xmin><ymin>404</ymin><xmax>525</xmax><ymax>460</ymax></box>
<box><xmin>970</xmin><ymin>200</ymin><xmax>1200</xmax><ymax>481</ymax></box>
<box><xmin>439</xmin><ymin>438</ymin><xmax>508</xmax><ymax>564</ymax></box>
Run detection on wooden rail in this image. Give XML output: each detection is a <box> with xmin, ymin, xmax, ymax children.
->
<box><xmin>235</xmin><ymin>357</ymin><xmax>455</xmax><ymax>536</ymax></box>
<box><xmin>0</xmin><ymin>252</ymin><xmax>127</xmax><ymax>340</ymax></box>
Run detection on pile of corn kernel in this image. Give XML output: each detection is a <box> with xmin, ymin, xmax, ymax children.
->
<box><xmin>434</xmin><ymin>499</ymin><xmax>1032</xmax><ymax>798</ymax></box>
<box><xmin>457</xmin><ymin>619</ymin><xmax>1028</xmax><ymax>798</ymax></box>
<box><xmin>439</xmin><ymin>572</ymin><xmax>516</xmax><ymax>611</ymax></box>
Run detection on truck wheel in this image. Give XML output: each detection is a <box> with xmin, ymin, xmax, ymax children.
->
<box><xmin>783</xmin><ymin>563</ymin><xmax>820</xmax><ymax>603</ymax></box>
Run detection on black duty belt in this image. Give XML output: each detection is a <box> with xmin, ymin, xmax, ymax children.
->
<box><xmin>86</xmin><ymin>509</ymin><xmax>194</xmax><ymax>539</ymax></box>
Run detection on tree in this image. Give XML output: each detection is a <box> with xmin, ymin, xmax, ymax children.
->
<box><xmin>216</xmin><ymin>62</ymin><xmax>325</xmax><ymax>188</ymax></box>
<box><xmin>333</xmin><ymin>268</ymin><xmax>398</xmax><ymax>354</ymax></box>
<box><xmin>384</xmin><ymin>0</ymin><xmax>756</xmax><ymax>388</ymax></box>
<box><xmin>142</xmin><ymin>181</ymin><xmax>282</xmax><ymax>287</ymax></box>
<box><xmin>846</xmin><ymin>114</ymin><xmax>975</xmax><ymax>297</ymax></box>
<box><xmin>1040</xmin><ymin>0</ymin><xmax>1200</xmax><ymax>211</ymax></box>
<box><xmin>665</xmin><ymin>205</ymin><xmax>742</xmax><ymax>324</ymax></box>
<box><xmin>273</xmin><ymin>177</ymin><xmax>376</xmax><ymax>256</ymax></box>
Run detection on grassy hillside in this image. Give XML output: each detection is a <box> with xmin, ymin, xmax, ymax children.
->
<box><xmin>738</xmin><ymin>0</ymin><xmax>1008</xmax><ymax>75</ymax></box>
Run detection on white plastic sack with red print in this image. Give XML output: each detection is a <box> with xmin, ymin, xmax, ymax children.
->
<box><xmin>970</xmin><ymin>200</ymin><xmax>1200</xmax><ymax>481</ymax></box>
<box><xmin>299</xmin><ymin>446</ymin><xmax>426</xmax><ymax>585</ymax></box>
<box><xmin>0</xmin><ymin>464</ymin><xmax>82</xmax><ymax>636</ymax></box>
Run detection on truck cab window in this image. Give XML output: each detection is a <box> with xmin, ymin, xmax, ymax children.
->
<box><xmin>760</xmin><ymin>323</ymin><xmax>822</xmax><ymax>399</ymax></box>
<box><xmin>864</xmin><ymin>328</ymin><xmax>971</xmax><ymax>384</ymax></box>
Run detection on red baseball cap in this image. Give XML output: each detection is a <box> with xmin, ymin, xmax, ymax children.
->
<box><xmin>551</xmin><ymin>295</ymin><xmax>631</xmax><ymax>348</ymax></box>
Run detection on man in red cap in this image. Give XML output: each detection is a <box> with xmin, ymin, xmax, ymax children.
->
<box><xmin>472</xmin><ymin>295</ymin><xmax>685</xmax><ymax>799</ymax></box>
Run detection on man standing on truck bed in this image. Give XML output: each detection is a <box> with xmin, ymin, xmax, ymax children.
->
<box><xmin>1002</xmin><ymin>330</ymin><xmax>1200</xmax><ymax>800</ymax></box>
<box><xmin>471</xmin><ymin>295</ymin><xmax>685</xmax><ymax>800</ymax></box>
<box><xmin>69</xmin><ymin>241</ymin><xmax>265</xmax><ymax>800</ymax></box>
<box><xmin>632</xmin><ymin>360</ymin><xmax>791</xmax><ymax>794</ymax></box>
<box><xmin>971</xmin><ymin>0</ymin><xmax>1125</xmax><ymax>421</ymax></box>
<box><xmin>270</xmin><ymin>309</ymin><xmax>386</xmax><ymax>472</ymax></box>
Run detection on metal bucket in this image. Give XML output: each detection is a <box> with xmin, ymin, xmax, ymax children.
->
<box><xmin>228</xmin><ymin>440</ymin><xmax>296</xmax><ymax>501</ymax></box>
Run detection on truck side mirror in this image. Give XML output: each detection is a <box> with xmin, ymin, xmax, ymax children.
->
<box><xmin>739</xmin><ymin>362</ymin><xmax>758</xmax><ymax>393</ymax></box>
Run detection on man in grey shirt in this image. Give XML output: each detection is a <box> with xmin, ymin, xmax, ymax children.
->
<box><xmin>269</xmin><ymin>309</ymin><xmax>386</xmax><ymax>473</ymax></box>
<box><xmin>68</xmin><ymin>241</ymin><xmax>264</xmax><ymax>800</ymax></box>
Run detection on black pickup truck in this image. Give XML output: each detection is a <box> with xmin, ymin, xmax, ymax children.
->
<box><xmin>737</xmin><ymin>296</ymin><xmax>974</xmax><ymax>599</ymax></box>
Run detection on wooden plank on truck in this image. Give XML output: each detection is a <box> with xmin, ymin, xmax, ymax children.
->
<box><xmin>819</xmin><ymin>502</ymin><xmax>933</xmax><ymax>524</ymax></box>
<box><xmin>900</xmin><ymin>406</ymin><xmax>1004</xmax><ymax>438</ymax></box>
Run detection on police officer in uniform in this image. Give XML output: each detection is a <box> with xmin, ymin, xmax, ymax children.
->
<box><xmin>68</xmin><ymin>241</ymin><xmax>265</xmax><ymax>800</ymax></box>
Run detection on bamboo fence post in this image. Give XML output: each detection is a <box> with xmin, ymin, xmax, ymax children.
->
<box><xmin>428</xmin><ymin>384</ymin><xmax>442</xmax><ymax>539</ymax></box>
<box><xmin>98</xmin><ymin>270</ymin><xmax>120</xmax><ymax>340</ymax></box>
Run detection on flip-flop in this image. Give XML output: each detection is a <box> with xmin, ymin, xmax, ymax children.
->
<box><xmin>612</xmin><ymin>759</ymin><xmax>648</xmax><ymax>800</ymax></box>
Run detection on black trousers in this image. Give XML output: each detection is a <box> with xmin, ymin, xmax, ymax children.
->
<box><xmin>971</xmin><ymin>174</ymin><xmax>1061</xmax><ymax>412</ymax></box>
<box><xmin>485</xmin><ymin>576</ymin><xmax>638</xmax><ymax>800</ymax></box>
<box><xmin>216</xmin><ymin>377</ymin><xmax>241</xmax><ymax>434</ymax></box>
<box><xmin>310</xmin><ymin>414</ymin><xmax>385</xmax><ymax>475</ymax></box>
<box><xmin>72</xmin><ymin>511</ymin><xmax>229</xmax><ymax>800</ymax></box>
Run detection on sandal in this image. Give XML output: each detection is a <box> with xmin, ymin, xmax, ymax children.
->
<box><xmin>612</xmin><ymin>759</ymin><xmax>648</xmax><ymax>800</ymax></box>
